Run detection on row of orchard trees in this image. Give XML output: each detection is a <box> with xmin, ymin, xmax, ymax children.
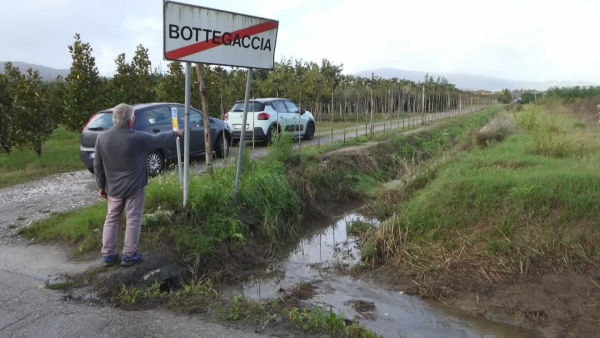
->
<box><xmin>0</xmin><ymin>33</ymin><xmax>493</xmax><ymax>155</ymax></box>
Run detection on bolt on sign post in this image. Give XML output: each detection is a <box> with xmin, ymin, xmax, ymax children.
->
<box><xmin>171</xmin><ymin>107</ymin><xmax>183</xmax><ymax>188</ymax></box>
<box><xmin>164</xmin><ymin>1</ymin><xmax>279</xmax><ymax>203</ymax></box>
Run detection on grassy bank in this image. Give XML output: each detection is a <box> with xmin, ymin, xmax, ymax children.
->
<box><xmin>0</xmin><ymin>126</ymin><xmax>82</xmax><ymax>188</ymax></box>
<box><xmin>359</xmin><ymin>102</ymin><xmax>600</xmax><ymax>335</ymax></box>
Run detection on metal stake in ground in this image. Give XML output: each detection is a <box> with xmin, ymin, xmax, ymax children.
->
<box><xmin>234</xmin><ymin>69</ymin><xmax>253</xmax><ymax>198</ymax></box>
<box><xmin>183</xmin><ymin>62</ymin><xmax>191</xmax><ymax>207</ymax></box>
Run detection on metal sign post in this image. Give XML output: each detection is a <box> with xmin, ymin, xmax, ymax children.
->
<box><xmin>183</xmin><ymin>62</ymin><xmax>191</xmax><ymax>207</ymax></box>
<box><xmin>234</xmin><ymin>69</ymin><xmax>253</xmax><ymax>197</ymax></box>
<box><xmin>171</xmin><ymin>107</ymin><xmax>183</xmax><ymax>188</ymax></box>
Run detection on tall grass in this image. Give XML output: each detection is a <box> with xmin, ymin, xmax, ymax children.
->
<box><xmin>370</xmin><ymin>104</ymin><xmax>600</xmax><ymax>291</ymax></box>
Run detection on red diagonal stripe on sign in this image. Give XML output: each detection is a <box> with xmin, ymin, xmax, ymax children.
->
<box><xmin>166</xmin><ymin>20</ymin><xmax>278</xmax><ymax>60</ymax></box>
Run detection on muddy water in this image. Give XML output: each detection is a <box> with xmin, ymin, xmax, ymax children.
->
<box><xmin>222</xmin><ymin>213</ymin><xmax>539</xmax><ymax>338</ymax></box>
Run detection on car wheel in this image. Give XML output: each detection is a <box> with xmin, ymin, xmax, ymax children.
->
<box><xmin>231</xmin><ymin>139</ymin><xmax>239</xmax><ymax>147</ymax></box>
<box><xmin>266</xmin><ymin>126</ymin><xmax>278</xmax><ymax>144</ymax></box>
<box><xmin>147</xmin><ymin>151</ymin><xmax>164</xmax><ymax>177</ymax></box>
<box><xmin>215</xmin><ymin>135</ymin><xmax>229</xmax><ymax>158</ymax></box>
<box><xmin>303</xmin><ymin>122</ymin><xmax>315</xmax><ymax>140</ymax></box>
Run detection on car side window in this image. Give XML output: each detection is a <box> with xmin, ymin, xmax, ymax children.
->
<box><xmin>176</xmin><ymin>107</ymin><xmax>203</xmax><ymax>126</ymax></box>
<box><xmin>145</xmin><ymin>106</ymin><xmax>172</xmax><ymax>125</ymax></box>
<box><xmin>283</xmin><ymin>101</ymin><xmax>299</xmax><ymax>114</ymax></box>
<box><xmin>271</xmin><ymin>100</ymin><xmax>288</xmax><ymax>114</ymax></box>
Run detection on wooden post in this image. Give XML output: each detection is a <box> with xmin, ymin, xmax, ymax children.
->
<box><xmin>194</xmin><ymin>64</ymin><xmax>212</xmax><ymax>174</ymax></box>
<box><xmin>343</xmin><ymin>91</ymin><xmax>347</xmax><ymax>146</ymax></box>
<box><xmin>331</xmin><ymin>85</ymin><xmax>334</xmax><ymax>142</ymax></box>
<box><xmin>355</xmin><ymin>93</ymin><xmax>359</xmax><ymax>139</ymax></box>
<box><xmin>370</xmin><ymin>73</ymin><xmax>374</xmax><ymax>138</ymax></box>
<box><xmin>421</xmin><ymin>85</ymin><xmax>425</xmax><ymax>125</ymax></box>
<box><xmin>298</xmin><ymin>91</ymin><xmax>302</xmax><ymax>150</ymax></box>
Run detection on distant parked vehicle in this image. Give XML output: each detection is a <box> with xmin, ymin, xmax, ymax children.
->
<box><xmin>224</xmin><ymin>98</ymin><xmax>316</xmax><ymax>145</ymax></box>
<box><xmin>80</xmin><ymin>103</ymin><xmax>231</xmax><ymax>176</ymax></box>
<box><xmin>513</xmin><ymin>98</ymin><xmax>524</xmax><ymax>105</ymax></box>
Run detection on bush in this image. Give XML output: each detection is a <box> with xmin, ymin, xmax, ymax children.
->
<box><xmin>476</xmin><ymin>113</ymin><xmax>516</xmax><ymax>146</ymax></box>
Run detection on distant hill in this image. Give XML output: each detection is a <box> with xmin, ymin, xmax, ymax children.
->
<box><xmin>0</xmin><ymin>61</ymin><xmax>70</xmax><ymax>81</ymax></box>
<box><xmin>356</xmin><ymin>68</ymin><xmax>596</xmax><ymax>92</ymax></box>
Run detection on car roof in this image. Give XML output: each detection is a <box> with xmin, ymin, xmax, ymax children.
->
<box><xmin>234</xmin><ymin>98</ymin><xmax>290</xmax><ymax>104</ymax></box>
<box><xmin>98</xmin><ymin>103</ymin><xmax>192</xmax><ymax>113</ymax></box>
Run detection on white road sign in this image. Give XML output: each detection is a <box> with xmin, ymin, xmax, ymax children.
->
<box><xmin>163</xmin><ymin>1</ymin><xmax>279</xmax><ymax>69</ymax></box>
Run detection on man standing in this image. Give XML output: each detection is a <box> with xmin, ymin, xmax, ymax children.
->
<box><xmin>94</xmin><ymin>104</ymin><xmax>182</xmax><ymax>267</ymax></box>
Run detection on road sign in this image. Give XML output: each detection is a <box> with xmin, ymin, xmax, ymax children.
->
<box><xmin>163</xmin><ymin>1</ymin><xmax>279</xmax><ymax>70</ymax></box>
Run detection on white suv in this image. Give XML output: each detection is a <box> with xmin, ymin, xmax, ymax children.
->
<box><xmin>224</xmin><ymin>98</ymin><xmax>316</xmax><ymax>145</ymax></box>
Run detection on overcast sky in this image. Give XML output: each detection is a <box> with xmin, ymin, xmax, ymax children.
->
<box><xmin>1</xmin><ymin>0</ymin><xmax>598</xmax><ymax>83</ymax></box>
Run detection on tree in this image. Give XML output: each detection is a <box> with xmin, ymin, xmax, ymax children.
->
<box><xmin>157</xmin><ymin>61</ymin><xmax>185</xmax><ymax>103</ymax></box>
<box><xmin>131</xmin><ymin>44</ymin><xmax>156</xmax><ymax>103</ymax></box>
<box><xmin>0</xmin><ymin>62</ymin><xmax>24</xmax><ymax>153</ymax></box>
<box><xmin>14</xmin><ymin>69</ymin><xmax>55</xmax><ymax>156</ymax></box>
<box><xmin>501</xmin><ymin>89</ymin><xmax>512</xmax><ymax>104</ymax></box>
<box><xmin>64</xmin><ymin>33</ymin><xmax>102</xmax><ymax>132</ymax></box>
<box><xmin>0</xmin><ymin>70</ymin><xmax>14</xmax><ymax>153</ymax></box>
<box><xmin>110</xmin><ymin>53</ymin><xmax>135</xmax><ymax>104</ymax></box>
<box><xmin>46</xmin><ymin>76</ymin><xmax>66</xmax><ymax>126</ymax></box>
<box><xmin>110</xmin><ymin>45</ymin><xmax>157</xmax><ymax>105</ymax></box>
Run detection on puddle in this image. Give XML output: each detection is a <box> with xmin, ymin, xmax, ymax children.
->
<box><xmin>221</xmin><ymin>213</ymin><xmax>539</xmax><ymax>338</ymax></box>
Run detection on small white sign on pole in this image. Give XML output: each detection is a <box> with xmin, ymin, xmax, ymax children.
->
<box><xmin>163</xmin><ymin>1</ymin><xmax>279</xmax><ymax>70</ymax></box>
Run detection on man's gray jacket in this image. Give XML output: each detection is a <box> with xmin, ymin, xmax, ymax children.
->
<box><xmin>94</xmin><ymin>126</ymin><xmax>177</xmax><ymax>198</ymax></box>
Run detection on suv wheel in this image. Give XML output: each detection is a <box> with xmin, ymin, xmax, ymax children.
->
<box><xmin>215</xmin><ymin>135</ymin><xmax>229</xmax><ymax>158</ymax></box>
<box><xmin>303</xmin><ymin>122</ymin><xmax>315</xmax><ymax>140</ymax></box>
<box><xmin>147</xmin><ymin>151</ymin><xmax>164</xmax><ymax>177</ymax></box>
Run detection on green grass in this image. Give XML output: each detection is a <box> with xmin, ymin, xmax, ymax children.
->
<box><xmin>372</xmin><ymin>104</ymin><xmax>600</xmax><ymax>283</ymax></box>
<box><xmin>23</xmin><ymin>147</ymin><xmax>300</xmax><ymax>260</ymax></box>
<box><xmin>113</xmin><ymin>276</ymin><xmax>381</xmax><ymax>338</ymax></box>
<box><xmin>0</xmin><ymin>126</ymin><xmax>82</xmax><ymax>188</ymax></box>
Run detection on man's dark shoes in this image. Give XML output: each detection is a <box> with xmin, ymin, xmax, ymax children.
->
<box><xmin>102</xmin><ymin>254</ymin><xmax>119</xmax><ymax>267</ymax></box>
<box><xmin>121</xmin><ymin>252</ymin><xmax>143</xmax><ymax>267</ymax></box>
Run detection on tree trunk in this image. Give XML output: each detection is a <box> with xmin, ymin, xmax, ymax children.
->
<box><xmin>195</xmin><ymin>64</ymin><xmax>212</xmax><ymax>174</ymax></box>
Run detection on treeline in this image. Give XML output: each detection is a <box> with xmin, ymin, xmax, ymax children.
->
<box><xmin>545</xmin><ymin>86</ymin><xmax>600</xmax><ymax>99</ymax></box>
<box><xmin>0</xmin><ymin>33</ymin><xmax>488</xmax><ymax>156</ymax></box>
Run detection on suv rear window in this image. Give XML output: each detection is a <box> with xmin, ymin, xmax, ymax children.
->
<box><xmin>85</xmin><ymin>112</ymin><xmax>113</xmax><ymax>130</ymax></box>
<box><xmin>230</xmin><ymin>102</ymin><xmax>265</xmax><ymax>112</ymax></box>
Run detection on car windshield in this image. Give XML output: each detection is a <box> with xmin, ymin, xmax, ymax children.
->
<box><xmin>230</xmin><ymin>102</ymin><xmax>265</xmax><ymax>112</ymax></box>
<box><xmin>85</xmin><ymin>112</ymin><xmax>113</xmax><ymax>130</ymax></box>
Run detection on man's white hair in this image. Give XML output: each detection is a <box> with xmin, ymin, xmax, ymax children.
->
<box><xmin>113</xmin><ymin>103</ymin><xmax>134</xmax><ymax>127</ymax></box>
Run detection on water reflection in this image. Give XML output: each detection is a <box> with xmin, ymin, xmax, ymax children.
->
<box><xmin>221</xmin><ymin>213</ymin><xmax>538</xmax><ymax>338</ymax></box>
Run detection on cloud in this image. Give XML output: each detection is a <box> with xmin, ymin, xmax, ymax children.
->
<box><xmin>0</xmin><ymin>0</ymin><xmax>599</xmax><ymax>83</ymax></box>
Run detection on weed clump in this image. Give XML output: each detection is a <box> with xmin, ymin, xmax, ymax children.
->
<box><xmin>476</xmin><ymin>112</ymin><xmax>516</xmax><ymax>146</ymax></box>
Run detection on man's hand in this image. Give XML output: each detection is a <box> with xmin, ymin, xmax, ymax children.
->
<box><xmin>175</xmin><ymin>130</ymin><xmax>183</xmax><ymax>138</ymax></box>
<box><xmin>99</xmin><ymin>188</ymin><xmax>107</xmax><ymax>199</ymax></box>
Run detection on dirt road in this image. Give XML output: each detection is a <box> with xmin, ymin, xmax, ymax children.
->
<box><xmin>0</xmin><ymin>268</ymin><xmax>269</xmax><ymax>338</ymax></box>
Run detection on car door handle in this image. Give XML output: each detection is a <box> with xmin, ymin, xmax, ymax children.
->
<box><xmin>152</xmin><ymin>129</ymin><xmax>160</xmax><ymax>133</ymax></box>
